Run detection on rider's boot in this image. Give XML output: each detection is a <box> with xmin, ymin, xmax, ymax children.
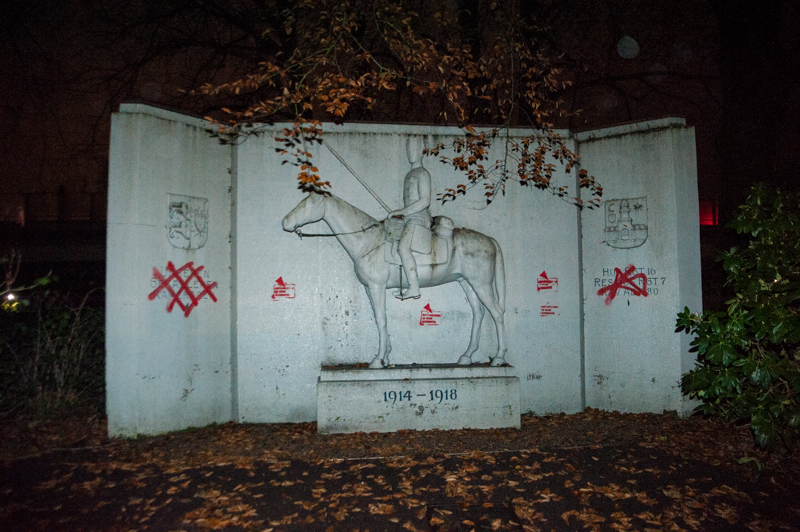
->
<box><xmin>395</xmin><ymin>230</ymin><xmax>421</xmax><ymax>300</ymax></box>
<box><xmin>395</xmin><ymin>265</ymin><xmax>421</xmax><ymax>299</ymax></box>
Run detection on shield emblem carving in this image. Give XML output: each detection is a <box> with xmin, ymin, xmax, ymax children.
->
<box><xmin>603</xmin><ymin>197</ymin><xmax>648</xmax><ymax>249</ymax></box>
<box><xmin>167</xmin><ymin>194</ymin><xmax>209</xmax><ymax>250</ymax></box>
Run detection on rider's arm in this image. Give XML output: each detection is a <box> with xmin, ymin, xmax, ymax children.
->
<box><xmin>390</xmin><ymin>169</ymin><xmax>431</xmax><ymax>218</ymax></box>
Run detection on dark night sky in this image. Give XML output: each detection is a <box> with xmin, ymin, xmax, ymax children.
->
<box><xmin>1</xmin><ymin>0</ymin><xmax>798</xmax><ymax>226</ymax></box>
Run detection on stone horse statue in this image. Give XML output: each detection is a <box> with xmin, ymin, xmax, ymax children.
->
<box><xmin>282</xmin><ymin>191</ymin><xmax>508</xmax><ymax>368</ymax></box>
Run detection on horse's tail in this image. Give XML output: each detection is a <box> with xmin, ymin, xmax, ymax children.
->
<box><xmin>491</xmin><ymin>238</ymin><xmax>506</xmax><ymax>312</ymax></box>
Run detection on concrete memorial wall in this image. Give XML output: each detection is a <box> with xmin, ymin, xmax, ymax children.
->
<box><xmin>107</xmin><ymin>105</ymin><xmax>233</xmax><ymax>436</ymax></box>
<box><xmin>107</xmin><ymin>103</ymin><xmax>701</xmax><ymax>436</ymax></box>
<box><xmin>577</xmin><ymin>120</ymin><xmax>702</xmax><ymax>413</ymax></box>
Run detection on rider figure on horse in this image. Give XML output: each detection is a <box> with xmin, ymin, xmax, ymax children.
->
<box><xmin>388</xmin><ymin>136</ymin><xmax>431</xmax><ymax>300</ymax></box>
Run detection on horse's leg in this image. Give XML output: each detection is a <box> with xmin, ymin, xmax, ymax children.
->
<box><xmin>469</xmin><ymin>280</ymin><xmax>508</xmax><ymax>366</ymax></box>
<box><xmin>457</xmin><ymin>279</ymin><xmax>484</xmax><ymax>365</ymax></box>
<box><xmin>365</xmin><ymin>284</ymin><xmax>391</xmax><ymax>368</ymax></box>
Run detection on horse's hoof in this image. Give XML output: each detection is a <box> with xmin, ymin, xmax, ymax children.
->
<box><xmin>457</xmin><ymin>355</ymin><xmax>472</xmax><ymax>365</ymax></box>
<box><xmin>368</xmin><ymin>357</ymin><xmax>384</xmax><ymax>369</ymax></box>
<box><xmin>490</xmin><ymin>357</ymin><xmax>505</xmax><ymax>367</ymax></box>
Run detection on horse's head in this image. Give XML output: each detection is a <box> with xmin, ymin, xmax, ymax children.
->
<box><xmin>282</xmin><ymin>192</ymin><xmax>326</xmax><ymax>232</ymax></box>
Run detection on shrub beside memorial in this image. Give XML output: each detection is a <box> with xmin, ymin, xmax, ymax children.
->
<box><xmin>678</xmin><ymin>184</ymin><xmax>800</xmax><ymax>449</ymax></box>
<box><xmin>0</xmin><ymin>286</ymin><xmax>104</xmax><ymax>415</ymax></box>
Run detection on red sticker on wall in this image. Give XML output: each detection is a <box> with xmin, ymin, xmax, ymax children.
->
<box><xmin>420</xmin><ymin>303</ymin><xmax>442</xmax><ymax>326</ymax></box>
<box><xmin>540</xmin><ymin>304</ymin><xmax>559</xmax><ymax>317</ymax></box>
<box><xmin>537</xmin><ymin>271</ymin><xmax>558</xmax><ymax>292</ymax></box>
<box><xmin>271</xmin><ymin>277</ymin><xmax>296</xmax><ymax>300</ymax></box>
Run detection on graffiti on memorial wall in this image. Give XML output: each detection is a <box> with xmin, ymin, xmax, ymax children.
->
<box><xmin>596</xmin><ymin>267</ymin><xmax>666</xmax><ymax>298</ymax></box>
<box><xmin>420</xmin><ymin>303</ymin><xmax>442</xmax><ymax>326</ymax></box>
<box><xmin>535</xmin><ymin>271</ymin><xmax>559</xmax><ymax>318</ymax></box>
<box><xmin>168</xmin><ymin>194</ymin><xmax>208</xmax><ymax>249</ymax></box>
<box><xmin>537</xmin><ymin>271</ymin><xmax>558</xmax><ymax>292</ymax></box>
<box><xmin>596</xmin><ymin>265</ymin><xmax>648</xmax><ymax>305</ymax></box>
<box><xmin>536</xmin><ymin>271</ymin><xmax>560</xmax><ymax>317</ymax></box>
<box><xmin>540</xmin><ymin>304</ymin><xmax>559</xmax><ymax>317</ymax></box>
<box><xmin>271</xmin><ymin>277</ymin><xmax>296</xmax><ymax>300</ymax></box>
<box><xmin>603</xmin><ymin>197</ymin><xmax>648</xmax><ymax>249</ymax></box>
<box><xmin>148</xmin><ymin>261</ymin><xmax>218</xmax><ymax>317</ymax></box>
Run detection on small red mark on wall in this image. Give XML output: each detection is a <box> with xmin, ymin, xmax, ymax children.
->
<box><xmin>420</xmin><ymin>303</ymin><xmax>442</xmax><ymax>326</ymax></box>
<box><xmin>271</xmin><ymin>277</ymin><xmax>296</xmax><ymax>300</ymax></box>
<box><xmin>537</xmin><ymin>271</ymin><xmax>558</xmax><ymax>292</ymax></box>
<box><xmin>540</xmin><ymin>304</ymin><xmax>559</xmax><ymax>317</ymax></box>
<box><xmin>148</xmin><ymin>261</ymin><xmax>217</xmax><ymax>317</ymax></box>
<box><xmin>597</xmin><ymin>265</ymin><xmax>648</xmax><ymax>305</ymax></box>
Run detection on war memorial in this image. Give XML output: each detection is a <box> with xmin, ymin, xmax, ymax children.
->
<box><xmin>106</xmin><ymin>103</ymin><xmax>701</xmax><ymax>437</ymax></box>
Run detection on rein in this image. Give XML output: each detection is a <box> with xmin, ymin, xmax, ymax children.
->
<box><xmin>293</xmin><ymin>222</ymin><xmax>381</xmax><ymax>238</ymax></box>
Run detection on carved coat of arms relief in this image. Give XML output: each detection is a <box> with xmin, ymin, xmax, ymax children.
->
<box><xmin>603</xmin><ymin>197</ymin><xmax>648</xmax><ymax>249</ymax></box>
<box><xmin>167</xmin><ymin>194</ymin><xmax>209</xmax><ymax>250</ymax></box>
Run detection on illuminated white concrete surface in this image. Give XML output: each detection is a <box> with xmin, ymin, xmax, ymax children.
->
<box><xmin>107</xmin><ymin>104</ymin><xmax>700</xmax><ymax>436</ymax></box>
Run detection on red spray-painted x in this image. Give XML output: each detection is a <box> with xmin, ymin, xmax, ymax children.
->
<box><xmin>597</xmin><ymin>265</ymin><xmax>648</xmax><ymax>305</ymax></box>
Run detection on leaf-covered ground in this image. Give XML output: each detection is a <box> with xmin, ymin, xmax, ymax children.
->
<box><xmin>2</xmin><ymin>408</ymin><xmax>799</xmax><ymax>531</ymax></box>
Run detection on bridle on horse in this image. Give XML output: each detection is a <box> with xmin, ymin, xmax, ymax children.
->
<box><xmin>290</xmin><ymin>221</ymin><xmax>381</xmax><ymax>238</ymax></box>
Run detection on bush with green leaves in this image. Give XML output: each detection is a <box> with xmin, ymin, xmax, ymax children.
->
<box><xmin>0</xmin><ymin>287</ymin><xmax>104</xmax><ymax>414</ymax></box>
<box><xmin>678</xmin><ymin>184</ymin><xmax>800</xmax><ymax>449</ymax></box>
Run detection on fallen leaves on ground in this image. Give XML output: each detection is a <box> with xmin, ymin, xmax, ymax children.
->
<box><xmin>1</xmin><ymin>409</ymin><xmax>799</xmax><ymax>531</ymax></box>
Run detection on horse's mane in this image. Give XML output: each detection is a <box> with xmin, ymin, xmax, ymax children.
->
<box><xmin>325</xmin><ymin>192</ymin><xmax>380</xmax><ymax>227</ymax></box>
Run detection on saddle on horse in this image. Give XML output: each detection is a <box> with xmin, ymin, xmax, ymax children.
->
<box><xmin>384</xmin><ymin>216</ymin><xmax>454</xmax><ymax>266</ymax></box>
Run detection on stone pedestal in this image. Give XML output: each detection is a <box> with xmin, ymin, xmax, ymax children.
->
<box><xmin>317</xmin><ymin>364</ymin><xmax>520</xmax><ymax>434</ymax></box>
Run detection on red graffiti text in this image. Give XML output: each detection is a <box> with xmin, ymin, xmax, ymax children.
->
<box><xmin>272</xmin><ymin>277</ymin><xmax>296</xmax><ymax>300</ymax></box>
<box><xmin>148</xmin><ymin>261</ymin><xmax>218</xmax><ymax>317</ymax></box>
<box><xmin>597</xmin><ymin>265</ymin><xmax>648</xmax><ymax>305</ymax></box>
<box><xmin>420</xmin><ymin>303</ymin><xmax>442</xmax><ymax>326</ymax></box>
<box><xmin>537</xmin><ymin>271</ymin><xmax>558</xmax><ymax>292</ymax></box>
<box><xmin>540</xmin><ymin>304</ymin><xmax>559</xmax><ymax>317</ymax></box>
